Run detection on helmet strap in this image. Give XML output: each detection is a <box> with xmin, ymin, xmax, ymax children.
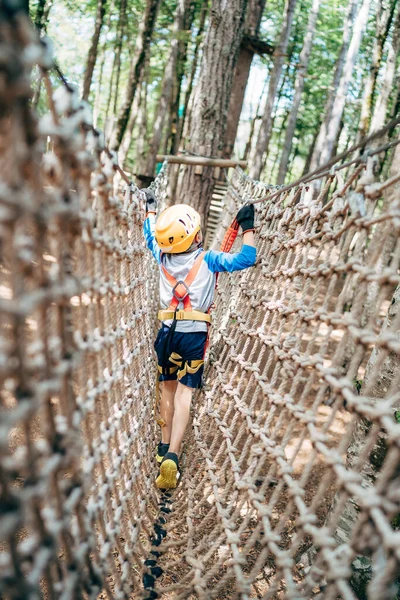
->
<box><xmin>179</xmin><ymin>240</ymin><xmax>202</xmax><ymax>254</ymax></box>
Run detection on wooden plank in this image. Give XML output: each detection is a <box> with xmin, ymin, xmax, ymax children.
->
<box><xmin>156</xmin><ymin>155</ymin><xmax>247</xmax><ymax>168</ymax></box>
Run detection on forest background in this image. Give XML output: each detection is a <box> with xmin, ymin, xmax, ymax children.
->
<box><xmin>29</xmin><ymin>0</ymin><xmax>400</xmax><ymax>203</ymax></box>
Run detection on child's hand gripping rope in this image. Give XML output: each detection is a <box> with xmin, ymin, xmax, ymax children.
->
<box><xmin>143</xmin><ymin>188</ymin><xmax>157</xmax><ymax>215</ymax></box>
<box><xmin>236</xmin><ymin>203</ymin><xmax>255</xmax><ymax>233</ymax></box>
<box><xmin>220</xmin><ymin>203</ymin><xmax>255</xmax><ymax>253</ymax></box>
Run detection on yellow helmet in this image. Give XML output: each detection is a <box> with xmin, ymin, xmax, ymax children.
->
<box><xmin>155</xmin><ymin>204</ymin><xmax>201</xmax><ymax>253</ymax></box>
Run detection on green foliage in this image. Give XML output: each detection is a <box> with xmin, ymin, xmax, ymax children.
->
<box><xmin>260</xmin><ymin>0</ymin><xmax>287</xmax><ymax>40</ymax></box>
<box><xmin>264</xmin><ymin>0</ymin><xmax>355</xmax><ymax>181</ymax></box>
<box><xmin>38</xmin><ymin>0</ymin><xmax>398</xmax><ymax>182</ymax></box>
<box><xmin>392</xmin><ymin>513</ymin><xmax>400</xmax><ymax>529</ymax></box>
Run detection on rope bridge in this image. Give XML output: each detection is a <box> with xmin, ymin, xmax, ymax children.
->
<box><xmin>1</xmin><ymin>12</ymin><xmax>400</xmax><ymax>600</ymax></box>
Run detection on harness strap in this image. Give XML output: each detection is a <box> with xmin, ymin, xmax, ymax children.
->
<box><xmin>161</xmin><ymin>251</ymin><xmax>205</xmax><ymax>311</ymax></box>
<box><xmin>157</xmin><ymin>365</ymin><xmax>179</xmax><ymax>375</ymax></box>
<box><xmin>178</xmin><ymin>359</ymin><xmax>204</xmax><ymax>380</ymax></box>
<box><xmin>157</xmin><ymin>353</ymin><xmax>204</xmax><ymax>379</ymax></box>
<box><xmin>158</xmin><ymin>309</ymin><xmax>212</xmax><ymax>324</ymax></box>
<box><xmin>169</xmin><ymin>352</ymin><xmax>183</xmax><ymax>366</ymax></box>
<box><xmin>220</xmin><ymin>218</ymin><xmax>239</xmax><ymax>253</ymax></box>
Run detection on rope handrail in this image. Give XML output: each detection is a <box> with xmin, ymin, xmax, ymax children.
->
<box><xmin>250</xmin><ymin>114</ymin><xmax>400</xmax><ymax>204</ymax></box>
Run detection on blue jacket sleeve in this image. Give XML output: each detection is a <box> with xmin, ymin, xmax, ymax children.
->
<box><xmin>143</xmin><ymin>215</ymin><xmax>161</xmax><ymax>264</ymax></box>
<box><xmin>204</xmin><ymin>245</ymin><xmax>256</xmax><ymax>273</ymax></box>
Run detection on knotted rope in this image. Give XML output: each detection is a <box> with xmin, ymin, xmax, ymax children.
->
<box><xmin>1</xmin><ymin>10</ymin><xmax>399</xmax><ymax>600</ymax></box>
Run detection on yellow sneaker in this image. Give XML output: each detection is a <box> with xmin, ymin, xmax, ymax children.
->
<box><xmin>156</xmin><ymin>442</ymin><xmax>169</xmax><ymax>464</ymax></box>
<box><xmin>156</xmin><ymin>453</ymin><xmax>180</xmax><ymax>489</ymax></box>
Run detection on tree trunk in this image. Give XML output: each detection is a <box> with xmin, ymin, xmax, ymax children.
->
<box><xmin>314</xmin><ymin>0</ymin><xmax>372</xmax><ymax>168</ymax></box>
<box><xmin>143</xmin><ymin>0</ymin><xmax>190</xmax><ymax>179</ymax></box>
<box><xmin>93</xmin><ymin>38</ymin><xmax>106</xmax><ymax>127</ymax></box>
<box><xmin>242</xmin><ymin>115</ymin><xmax>258</xmax><ymax>162</ymax></box>
<box><xmin>277</xmin><ymin>0</ymin><xmax>320</xmax><ymax>184</ymax></box>
<box><xmin>164</xmin><ymin>91</ymin><xmax>176</xmax><ymax>155</ymax></box>
<box><xmin>249</xmin><ymin>0</ymin><xmax>297</xmax><ymax>180</ymax></box>
<box><xmin>223</xmin><ymin>46</ymin><xmax>256</xmax><ymax>158</ymax></box>
<box><xmin>301</xmin><ymin>125</ymin><xmax>319</xmax><ymax>175</ymax></box>
<box><xmin>104</xmin><ymin>65</ymin><xmax>116</xmax><ymax>142</ymax></box>
<box><xmin>135</xmin><ymin>79</ymin><xmax>149</xmax><ymax>179</ymax></box>
<box><xmin>82</xmin><ymin>0</ymin><xmax>107</xmax><ymax>102</ymax></box>
<box><xmin>261</xmin><ymin>51</ymin><xmax>296</xmax><ymax>179</ymax></box>
<box><xmin>242</xmin><ymin>74</ymin><xmax>269</xmax><ymax>161</ymax></box>
<box><xmin>93</xmin><ymin>9</ymin><xmax>112</xmax><ymax>127</ymax></box>
<box><xmin>113</xmin><ymin>0</ymin><xmax>128</xmax><ymax>115</ymax></box>
<box><xmin>168</xmin><ymin>78</ymin><xmax>182</xmax><ymax>155</ymax></box>
<box><xmin>118</xmin><ymin>69</ymin><xmax>146</xmax><ymax>167</ymax></box>
<box><xmin>287</xmin><ymin>142</ymin><xmax>299</xmax><ymax>180</ymax></box>
<box><xmin>223</xmin><ymin>0</ymin><xmax>271</xmax><ymax>158</ymax></box>
<box><xmin>103</xmin><ymin>0</ymin><xmax>127</xmax><ymax>141</ymax></box>
<box><xmin>389</xmin><ymin>70</ymin><xmax>400</xmax><ymax>123</ymax></box>
<box><xmin>169</xmin><ymin>1</ymin><xmax>197</xmax><ymax>155</ymax></box>
<box><xmin>309</xmin><ymin>0</ymin><xmax>358</xmax><ymax>173</ymax></box>
<box><xmin>270</xmin><ymin>108</ymin><xmax>291</xmax><ymax>179</ymax></box>
<box><xmin>356</xmin><ymin>0</ymin><xmax>396</xmax><ymax>142</ymax></box>
<box><xmin>180</xmin><ymin>2</ymin><xmax>208</xmax><ymax>148</ymax></box>
<box><xmin>110</xmin><ymin>0</ymin><xmax>161</xmax><ymax>151</ymax></box>
<box><xmin>177</xmin><ymin>0</ymin><xmax>248</xmax><ymax>223</ymax></box>
<box><xmin>369</xmin><ymin>0</ymin><xmax>400</xmax><ymax>133</ymax></box>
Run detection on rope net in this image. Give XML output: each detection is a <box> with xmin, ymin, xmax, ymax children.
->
<box><xmin>1</xmin><ymin>12</ymin><xmax>400</xmax><ymax>600</ymax></box>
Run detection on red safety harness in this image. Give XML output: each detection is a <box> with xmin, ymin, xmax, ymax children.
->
<box><xmin>159</xmin><ymin>216</ymin><xmax>240</xmax><ymax>316</ymax></box>
<box><xmin>161</xmin><ymin>251</ymin><xmax>205</xmax><ymax>312</ymax></box>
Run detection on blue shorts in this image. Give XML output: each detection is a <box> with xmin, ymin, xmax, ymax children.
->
<box><xmin>154</xmin><ymin>325</ymin><xmax>208</xmax><ymax>389</ymax></box>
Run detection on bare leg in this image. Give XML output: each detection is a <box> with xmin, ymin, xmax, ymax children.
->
<box><xmin>160</xmin><ymin>380</ymin><xmax>177</xmax><ymax>443</ymax></box>
<box><xmin>169</xmin><ymin>382</ymin><xmax>193</xmax><ymax>454</ymax></box>
<box><xmin>156</xmin><ymin>382</ymin><xmax>193</xmax><ymax>489</ymax></box>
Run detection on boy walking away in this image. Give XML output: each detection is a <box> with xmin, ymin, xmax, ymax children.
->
<box><xmin>143</xmin><ymin>190</ymin><xmax>256</xmax><ymax>489</ymax></box>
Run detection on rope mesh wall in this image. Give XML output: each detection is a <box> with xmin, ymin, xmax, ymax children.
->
<box><xmin>1</xmin><ymin>12</ymin><xmax>400</xmax><ymax>600</ymax></box>
<box><xmin>0</xmin><ymin>15</ymin><xmax>165</xmax><ymax>599</ymax></box>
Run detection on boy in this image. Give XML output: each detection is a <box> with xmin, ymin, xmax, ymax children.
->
<box><xmin>143</xmin><ymin>190</ymin><xmax>256</xmax><ymax>489</ymax></box>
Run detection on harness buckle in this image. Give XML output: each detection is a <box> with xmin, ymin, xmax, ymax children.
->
<box><xmin>171</xmin><ymin>280</ymin><xmax>190</xmax><ymax>302</ymax></box>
